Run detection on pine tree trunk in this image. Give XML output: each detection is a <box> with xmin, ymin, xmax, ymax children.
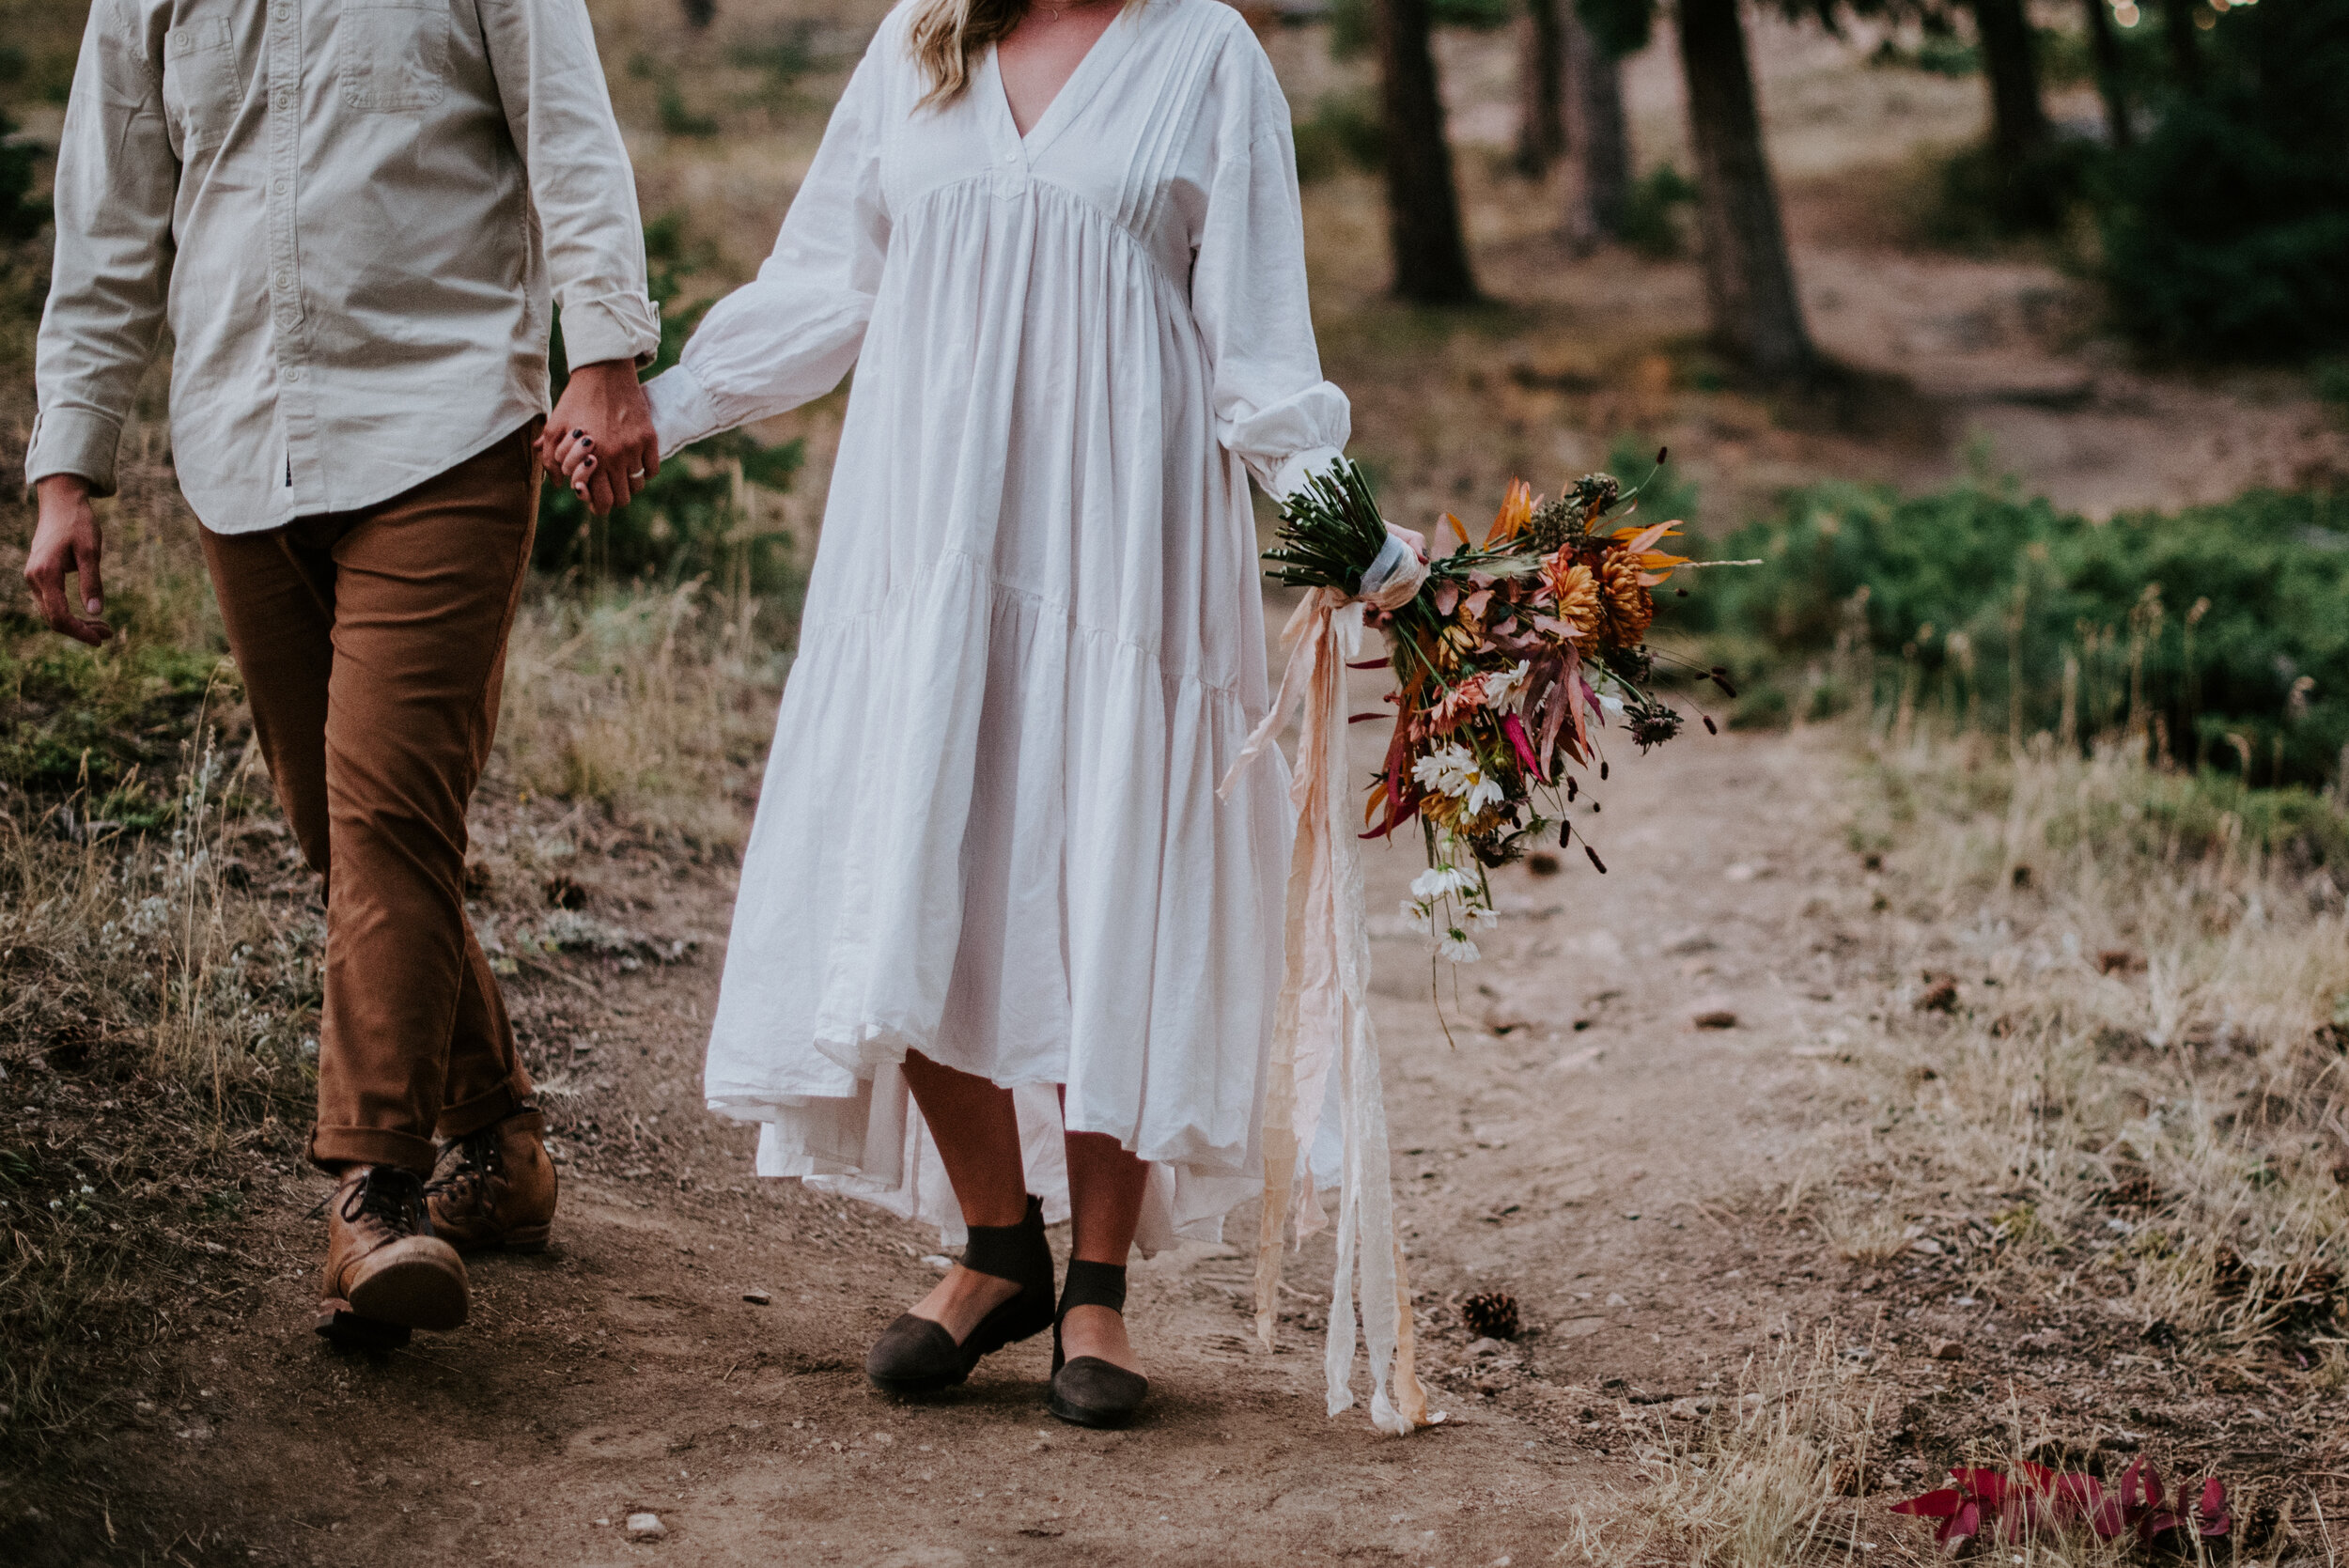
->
<box><xmin>2160</xmin><ymin>0</ymin><xmax>2201</xmax><ymax>91</ymax></box>
<box><xmin>1972</xmin><ymin>0</ymin><xmax>2052</xmax><ymax>179</ymax></box>
<box><xmin>2080</xmin><ymin>0</ymin><xmax>2133</xmax><ymax>147</ymax></box>
<box><xmin>1515</xmin><ymin>0</ymin><xmax>1568</xmax><ymax>177</ymax></box>
<box><xmin>1673</xmin><ymin>0</ymin><xmax>1812</xmax><ymax>379</ymax></box>
<box><xmin>1564</xmin><ymin>3</ymin><xmax>1630</xmax><ymax>245</ymax></box>
<box><xmin>1377</xmin><ymin>0</ymin><xmax>1480</xmax><ymax>303</ymax></box>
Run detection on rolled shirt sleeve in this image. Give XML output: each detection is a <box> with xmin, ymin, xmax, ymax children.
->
<box><xmin>481</xmin><ymin>0</ymin><xmax>661</xmax><ymax>369</ymax></box>
<box><xmin>25</xmin><ymin>0</ymin><xmax>177</xmax><ymax>498</ymax></box>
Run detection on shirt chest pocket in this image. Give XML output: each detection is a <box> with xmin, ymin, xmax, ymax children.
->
<box><xmin>163</xmin><ymin>16</ymin><xmax>241</xmax><ymax>150</ymax></box>
<box><xmin>339</xmin><ymin>0</ymin><xmax>449</xmax><ymax>113</ymax></box>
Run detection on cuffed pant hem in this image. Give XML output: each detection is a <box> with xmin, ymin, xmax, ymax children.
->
<box><xmin>308</xmin><ymin>1125</ymin><xmax>438</xmax><ymax>1178</ymax></box>
<box><xmin>435</xmin><ymin>1083</ymin><xmax>533</xmax><ymax>1141</ymax></box>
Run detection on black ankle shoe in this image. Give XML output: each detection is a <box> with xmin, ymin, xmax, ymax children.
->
<box><xmin>866</xmin><ymin>1194</ymin><xmax>1055</xmax><ymax>1396</ymax></box>
<box><xmin>1047</xmin><ymin>1259</ymin><xmax>1149</xmax><ymax>1428</ymax></box>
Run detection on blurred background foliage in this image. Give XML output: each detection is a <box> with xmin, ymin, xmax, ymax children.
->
<box><xmin>1688</xmin><ymin>479</ymin><xmax>2349</xmax><ymax>801</ymax></box>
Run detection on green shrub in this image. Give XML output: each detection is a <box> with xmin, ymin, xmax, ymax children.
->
<box><xmin>0</xmin><ymin>110</ymin><xmax>48</xmax><ymax>245</ymax></box>
<box><xmin>1292</xmin><ymin>92</ymin><xmax>1385</xmax><ymax>182</ymax></box>
<box><xmin>2099</xmin><ymin>0</ymin><xmax>2349</xmax><ymax>359</ymax></box>
<box><xmin>1618</xmin><ymin>163</ymin><xmax>1698</xmax><ymax>259</ymax></box>
<box><xmin>1695</xmin><ymin>482</ymin><xmax>2349</xmax><ymax>791</ymax></box>
<box><xmin>536</xmin><ymin>216</ymin><xmax>804</xmax><ymax>593</ymax></box>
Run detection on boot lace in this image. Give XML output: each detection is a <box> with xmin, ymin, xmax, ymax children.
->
<box><xmin>308</xmin><ymin>1166</ymin><xmax>428</xmax><ymax>1236</ymax></box>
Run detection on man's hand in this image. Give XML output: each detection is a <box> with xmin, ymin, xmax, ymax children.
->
<box><xmin>542</xmin><ymin>360</ymin><xmax>658</xmax><ymax>516</ymax></box>
<box><xmin>23</xmin><ymin>474</ymin><xmax>113</xmax><ymax>645</ymax></box>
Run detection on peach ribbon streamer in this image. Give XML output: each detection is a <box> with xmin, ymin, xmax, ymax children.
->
<box><xmin>1221</xmin><ymin>528</ymin><xmax>1433</xmax><ymax>1436</ymax></box>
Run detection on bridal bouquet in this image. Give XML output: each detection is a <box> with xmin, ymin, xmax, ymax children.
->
<box><xmin>1221</xmin><ymin>454</ymin><xmax>1730</xmax><ymax>1437</ymax></box>
<box><xmin>1265</xmin><ymin>457</ymin><xmax>1721</xmax><ymax>965</ymax></box>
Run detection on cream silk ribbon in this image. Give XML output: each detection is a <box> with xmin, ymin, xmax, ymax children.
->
<box><xmin>1221</xmin><ymin>526</ymin><xmax>1434</xmax><ymax>1436</ymax></box>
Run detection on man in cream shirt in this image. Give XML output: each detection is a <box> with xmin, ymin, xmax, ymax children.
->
<box><xmin>23</xmin><ymin>0</ymin><xmax>661</xmax><ymax>1347</ymax></box>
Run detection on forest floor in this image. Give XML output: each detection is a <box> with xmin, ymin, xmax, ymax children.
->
<box><xmin>10</xmin><ymin>708</ymin><xmax>2343</xmax><ymax>1568</ymax></box>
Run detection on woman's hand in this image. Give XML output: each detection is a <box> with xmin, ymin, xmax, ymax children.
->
<box><xmin>549</xmin><ymin>426</ymin><xmax>607</xmax><ymax>508</ymax></box>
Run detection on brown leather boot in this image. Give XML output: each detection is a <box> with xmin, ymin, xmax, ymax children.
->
<box><xmin>425</xmin><ymin>1103</ymin><xmax>557</xmax><ymax>1254</ymax></box>
<box><xmin>316</xmin><ymin>1165</ymin><xmax>468</xmax><ymax>1349</ymax></box>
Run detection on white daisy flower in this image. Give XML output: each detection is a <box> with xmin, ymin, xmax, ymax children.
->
<box><xmin>1399</xmin><ymin>900</ymin><xmax>1432</xmax><ymax>934</ymax></box>
<box><xmin>1464</xmin><ymin>775</ymin><xmax>1504</xmax><ymax>815</ymax></box>
<box><xmin>1411</xmin><ymin>743</ymin><xmax>1479</xmax><ymax>799</ymax></box>
<box><xmin>1483</xmin><ymin>660</ymin><xmax>1531</xmax><ymax>707</ymax></box>
<box><xmin>1466</xmin><ymin>905</ymin><xmax>1500</xmax><ymax>931</ymax></box>
<box><xmin>1599</xmin><ymin>692</ymin><xmax>1626</xmax><ymax>717</ymax></box>
<box><xmin>1438</xmin><ymin>931</ymin><xmax>1482</xmax><ymax>964</ymax></box>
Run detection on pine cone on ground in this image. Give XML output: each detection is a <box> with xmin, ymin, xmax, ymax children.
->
<box><xmin>1460</xmin><ymin>1289</ymin><xmax>1520</xmax><ymax>1341</ymax></box>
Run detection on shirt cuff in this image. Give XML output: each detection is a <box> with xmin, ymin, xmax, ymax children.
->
<box><xmin>560</xmin><ymin>289</ymin><xmax>663</xmax><ymax>371</ymax></box>
<box><xmin>645</xmin><ymin>364</ymin><xmax>722</xmax><ymax>459</ymax></box>
<box><xmin>1268</xmin><ymin>446</ymin><xmax>1346</xmax><ymax>503</ymax></box>
<box><xmin>23</xmin><ymin>407</ymin><xmax>125</xmax><ymax>499</ymax></box>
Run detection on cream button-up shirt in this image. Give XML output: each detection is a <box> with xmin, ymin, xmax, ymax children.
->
<box><xmin>25</xmin><ymin>0</ymin><xmax>661</xmax><ymax>533</ymax></box>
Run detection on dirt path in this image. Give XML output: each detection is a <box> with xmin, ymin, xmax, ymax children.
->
<box><xmin>39</xmin><ymin>703</ymin><xmax>1908</xmax><ymax>1567</ymax></box>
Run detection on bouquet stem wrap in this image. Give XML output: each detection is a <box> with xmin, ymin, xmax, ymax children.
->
<box><xmin>1221</xmin><ymin>528</ymin><xmax>1433</xmax><ymax>1436</ymax></box>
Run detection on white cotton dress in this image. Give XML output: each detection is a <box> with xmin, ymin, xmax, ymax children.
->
<box><xmin>644</xmin><ymin>0</ymin><xmax>1349</xmax><ymax>1252</ymax></box>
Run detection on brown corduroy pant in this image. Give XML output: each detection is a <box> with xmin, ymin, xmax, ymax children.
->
<box><xmin>201</xmin><ymin>424</ymin><xmax>541</xmax><ymax>1177</ymax></box>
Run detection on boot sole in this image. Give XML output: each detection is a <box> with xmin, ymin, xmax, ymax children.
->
<box><xmin>346</xmin><ymin>1253</ymin><xmax>470</xmax><ymax>1331</ymax></box>
<box><xmin>314</xmin><ymin>1300</ymin><xmax>412</xmax><ymax>1352</ymax></box>
<box><xmin>447</xmin><ymin>1224</ymin><xmax>552</xmax><ymax>1257</ymax></box>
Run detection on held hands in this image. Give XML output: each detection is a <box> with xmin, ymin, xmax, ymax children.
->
<box><xmin>23</xmin><ymin>474</ymin><xmax>112</xmax><ymax>645</ymax></box>
<box><xmin>541</xmin><ymin>360</ymin><xmax>659</xmax><ymax>516</ymax></box>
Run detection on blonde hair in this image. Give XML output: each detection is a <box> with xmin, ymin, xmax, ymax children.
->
<box><xmin>908</xmin><ymin>0</ymin><xmax>1030</xmax><ymax>107</ymax></box>
<box><xmin>906</xmin><ymin>0</ymin><xmax>1138</xmax><ymax>108</ymax></box>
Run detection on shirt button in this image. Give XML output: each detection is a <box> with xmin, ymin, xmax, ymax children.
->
<box><xmin>272</xmin><ymin>272</ymin><xmax>288</xmax><ymax>287</ymax></box>
<box><xmin>286</xmin><ymin>367</ymin><xmax>303</xmax><ymax>383</ymax></box>
<box><xmin>272</xmin><ymin>179</ymin><xmax>288</xmax><ymax>193</ymax></box>
<box><xmin>1003</xmin><ymin>150</ymin><xmax>1018</xmax><ymax>163</ymax></box>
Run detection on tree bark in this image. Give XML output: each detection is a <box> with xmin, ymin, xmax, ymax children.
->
<box><xmin>1515</xmin><ymin>0</ymin><xmax>1568</xmax><ymax>177</ymax></box>
<box><xmin>1564</xmin><ymin>2</ymin><xmax>1630</xmax><ymax>245</ymax></box>
<box><xmin>1673</xmin><ymin>0</ymin><xmax>1812</xmax><ymax>379</ymax></box>
<box><xmin>1972</xmin><ymin>0</ymin><xmax>2053</xmax><ymax>179</ymax></box>
<box><xmin>2160</xmin><ymin>0</ymin><xmax>2202</xmax><ymax>92</ymax></box>
<box><xmin>2081</xmin><ymin>0</ymin><xmax>2133</xmax><ymax>148</ymax></box>
<box><xmin>1377</xmin><ymin>0</ymin><xmax>1480</xmax><ymax>303</ymax></box>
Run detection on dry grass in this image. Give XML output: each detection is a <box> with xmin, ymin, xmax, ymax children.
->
<box><xmin>0</xmin><ymin>723</ymin><xmax>319</xmax><ymax>1452</ymax></box>
<box><xmin>1843</xmin><ymin>737</ymin><xmax>2347</xmax><ymax>1349</ymax></box>
<box><xmin>1559</xmin><ymin>1330</ymin><xmax>1889</xmax><ymax>1567</ymax></box>
<box><xmin>495</xmin><ymin>579</ymin><xmax>789</xmax><ymax>846</ymax></box>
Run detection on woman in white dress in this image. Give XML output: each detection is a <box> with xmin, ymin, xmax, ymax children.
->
<box><xmin>560</xmin><ymin>0</ymin><xmax>1346</xmax><ymax>1425</ymax></box>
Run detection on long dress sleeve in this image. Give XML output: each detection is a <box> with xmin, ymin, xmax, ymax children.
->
<box><xmin>1188</xmin><ymin>34</ymin><xmax>1351</xmax><ymax>502</ymax></box>
<box><xmin>643</xmin><ymin>49</ymin><xmax>892</xmax><ymax>457</ymax></box>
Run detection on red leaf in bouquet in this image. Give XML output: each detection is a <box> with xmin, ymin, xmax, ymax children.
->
<box><xmin>1501</xmin><ymin>713</ymin><xmax>1546</xmax><ymax>784</ymax></box>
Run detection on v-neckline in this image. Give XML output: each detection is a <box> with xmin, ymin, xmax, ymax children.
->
<box><xmin>989</xmin><ymin>1</ymin><xmax>1144</xmax><ymax>157</ymax></box>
